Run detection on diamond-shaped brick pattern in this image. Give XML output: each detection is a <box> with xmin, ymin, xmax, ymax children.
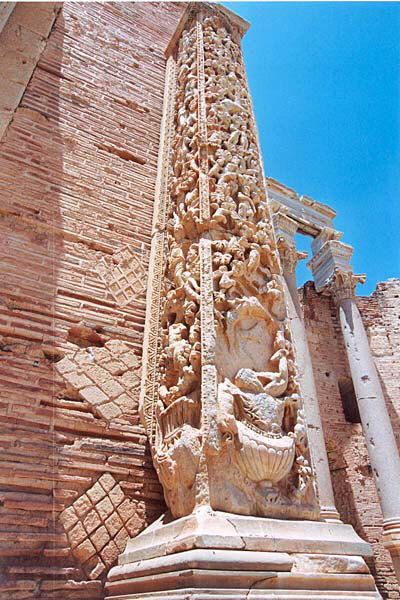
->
<box><xmin>96</xmin><ymin>245</ymin><xmax>147</xmax><ymax>307</ymax></box>
<box><xmin>55</xmin><ymin>340</ymin><xmax>141</xmax><ymax>425</ymax></box>
<box><xmin>59</xmin><ymin>473</ymin><xmax>142</xmax><ymax>579</ymax></box>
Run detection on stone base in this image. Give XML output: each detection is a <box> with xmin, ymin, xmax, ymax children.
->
<box><xmin>105</xmin><ymin>508</ymin><xmax>381</xmax><ymax>600</ymax></box>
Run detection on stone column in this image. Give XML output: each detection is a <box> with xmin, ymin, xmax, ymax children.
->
<box><xmin>309</xmin><ymin>233</ymin><xmax>400</xmax><ymax>582</ymax></box>
<box><xmin>273</xmin><ymin>212</ymin><xmax>341</xmax><ymax>522</ymax></box>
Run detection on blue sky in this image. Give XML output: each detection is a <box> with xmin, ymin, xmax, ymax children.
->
<box><xmin>222</xmin><ymin>2</ymin><xmax>399</xmax><ymax>295</ymax></box>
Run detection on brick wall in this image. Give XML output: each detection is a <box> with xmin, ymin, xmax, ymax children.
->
<box><xmin>1</xmin><ymin>2</ymin><xmax>399</xmax><ymax>598</ymax></box>
<box><xmin>302</xmin><ymin>279</ymin><xmax>400</xmax><ymax>599</ymax></box>
<box><xmin>0</xmin><ymin>3</ymin><xmax>184</xmax><ymax>598</ymax></box>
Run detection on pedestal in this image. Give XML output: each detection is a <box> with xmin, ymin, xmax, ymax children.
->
<box><xmin>105</xmin><ymin>508</ymin><xmax>381</xmax><ymax>600</ymax></box>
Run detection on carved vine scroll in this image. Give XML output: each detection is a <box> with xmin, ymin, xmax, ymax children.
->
<box><xmin>140</xmin><ymin>3</ymin><xmax>319</xmax><ymax>520</ymax></box>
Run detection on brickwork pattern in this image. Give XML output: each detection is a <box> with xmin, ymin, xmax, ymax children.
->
<box><xmin>302</xmin><ymin>279</ymin><xmax>400</xmax><ymax>599</ymax></box>
<box><xmin>95</xmin><ymin>245</ymin><xmax>148</xmax><ymax>308</ymax></box>
<box><xmin>0</xmin><ymin>3</ymin><xmax>185</xmax><ymax>599</ymax></box>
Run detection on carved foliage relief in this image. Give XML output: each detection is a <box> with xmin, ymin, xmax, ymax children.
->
<box><xmin>140</xmin><ymin>5</ymin><xmax>319</xmax><ymax>520</ymax></box>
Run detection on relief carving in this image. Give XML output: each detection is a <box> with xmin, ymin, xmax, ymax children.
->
<box><xmin>140</xmin><ymin>4</ymin><xmax>319</xmax><ymax>520</ymax></box>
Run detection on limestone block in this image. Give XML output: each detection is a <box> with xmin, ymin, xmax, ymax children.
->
<box><xmin>11</xmin><ymin>2</ymin><xmax>58</xmax><ymax>37</ymax></box>
<box><xmin>106</xmin><ymin>508</ymin><xmax>380</xmax><ymax>599</ymax></box>
<box><xmin>120</xmin><ymin>509</ymin><xmax>372</xmax><ymax>566</ymax></box>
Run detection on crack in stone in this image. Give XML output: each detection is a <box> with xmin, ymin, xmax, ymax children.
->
<box><xmin>245</xmin><ymin>573</ymin><xmax>278</xmax><ymax>599</ymax></box>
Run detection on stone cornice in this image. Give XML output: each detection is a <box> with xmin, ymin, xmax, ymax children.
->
<box><xmin>266</xmin><ymin>177</ymin><xmax>336</xmax><ymax>237</ymax></box>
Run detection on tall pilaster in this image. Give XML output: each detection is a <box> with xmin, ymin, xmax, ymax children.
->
<box><xmin>273</xmin><ymin>212</ymin><xmax>341</xmax><ymax>522</ymax></box>
<box><xmin>106</xmin><ymin>6</ymin><xmax>379</xmax><ymax>599</ymax></box>
<box><xmin>309</xmin><ymin>232</ymin><xmax>400</xmax><ymax>582</ymax></box>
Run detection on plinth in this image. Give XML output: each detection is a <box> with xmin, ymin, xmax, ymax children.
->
<box><xmin>105</xmin><ymin>508</ymin><xmax>381</xmax><ymax>600</ymax></box>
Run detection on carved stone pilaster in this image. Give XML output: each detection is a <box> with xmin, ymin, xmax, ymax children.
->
<box><xmin>106</xmin><ymin>6</ymin><xmax>379</xmax><ymax>598</ymax></box>
<box><xmin>138</xmin><ymin>2</ymin><xmax>321</xmax><ymax>521</ymax></box>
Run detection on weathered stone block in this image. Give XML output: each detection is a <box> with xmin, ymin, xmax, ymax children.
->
<box><xmin>105</xmin><ymin>511</ymin><xmax>123</xmax><ymax>537</ymax></box>
<box><xmin>101</xmin><ymin>539</ymin><xmax>119</xmax><ymax>566</ymax></box>
<box><xmin>96</xmin><ymin>496</ymin><xmax>113</xmax><ymax>521</ymax></box>
<box><xmin>83</xmin><ymin>510</ymin><xmax>102</xmax><ymax>535</ymax></box>
<box><xmin>73</xmin><ymin>494</ymin><xmax>92</xmax><ymax>518</ymax></box>
<box><xmin>98</xmin><ymin>473</ymin><xmax>116</xmax><ymax>493</ymax></box>
<box><xmin>86</xmin><ymin>482</ymin><xmax>106</xmax><ymax>505</ymax></box>
<box><xmin>117</xmin><ymin>499</ymin><xmax>137</xmax><ymax>523</ymax></box>
<box><xmin>91</xmin><ymin>525</ymin><xmax>110</xmax><ymax>553</ymax></box>
<box><xmin>108</xmin><ymin>484</ymin><xmax>124</xmax><ymax>508</ymax></box>
<box><xmin>68</xmin><ymin>521</ymin><xmax>87</xmax><ymax>549</ymax></box>
<box><xmin>80</xmin><ymin>386</ymin><xmax>108</xmax><ymax>406</ymax></box>
<box><xmin>99</xmin><ymin>401</ymin><xmax>121</xmax><ymax>421</ymax></box>
<box><xmin>74</xmin><ymin>538</ymin><xmax>96</xmax><ymax>562</ymax></box>
<box><xmin>59</xmin><ymin>506</ymin><xmax>78</xmax><ymax>532</ymax></box>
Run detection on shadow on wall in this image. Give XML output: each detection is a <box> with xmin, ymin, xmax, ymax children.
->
<box><xmin>0</xmin><ymin>2</ymin><xmax>184</xmax><ymax>596</ymax></box>
<box><xmin>0</xmin><ymin>3</ymin><xmax>69</xmax><ymax>594</ymax></box>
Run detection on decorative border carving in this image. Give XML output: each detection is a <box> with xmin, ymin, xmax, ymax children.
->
<box><xmin>139</xmin><ymin>56</ymin><xmax>177</xmax><ymax>447</ymax></box>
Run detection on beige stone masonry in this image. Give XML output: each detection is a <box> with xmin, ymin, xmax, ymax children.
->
<box><xmin>60</xmin><ymin>473</ymin><xmax>145</xmax><ymax>580</ymax></box>
<box><xmin>55</xmin><ymin>340</ymin><xmax>141</xmax><ymax>425</ymax></box>
<box><xmin>96</xmin><ymin>245</ymin><xmax>148</xmax><ymax>308</ymax></box>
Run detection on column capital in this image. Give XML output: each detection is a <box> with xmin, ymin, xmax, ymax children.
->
<box><xmin>166</xmin><ymin>2</ymin><xmax>250</xmax><ymax>57</ymax></box>
<box><xmin>325</xmin><ymin>267</ymin><xmax>367</xmax><ymax>302</ymax></box>
<box><xmin>277</xmin><ymin>237</ymin><xmax>308</xmax><ymax>274</ymax></box>
<box><xmin>272</xmin><ymin>211</ymin><xmax>307</xmax><ymax>274</ymax></box>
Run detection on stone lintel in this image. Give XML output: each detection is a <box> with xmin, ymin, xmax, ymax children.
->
<box><xmin>267</xmin><ymin>177</ymin><xmax>336</xmax><ymax>237</ymax></box>
<box><xmin>272</xmin><ymin>211</ymin><xmax>298</xmax><ymax>242</ymax></box>
<box><xmin>165</xmin><ymin>2</ymin><xmax>250</xmax><ymax>57</ymax></box>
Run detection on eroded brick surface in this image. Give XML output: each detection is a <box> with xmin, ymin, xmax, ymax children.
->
<box><xmin>0</xmin><ymin>2</ymin><xmax>184</xmax><ymax>598</ymax></box>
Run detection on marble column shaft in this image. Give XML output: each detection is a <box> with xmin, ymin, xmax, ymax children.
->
<box><xmin>283</xmin><ymin>267</ymin><xmax>340</xmax><ymax>521</ymax></box>
<box><xmin>275</xmin><ymin>219</ymin><xmax>341</xmax><ymax>522</ymax></box>
<box><xmin>337</xmin><ymin>294</ymin><xmax>400</xmax><ymax>580</ymax></box>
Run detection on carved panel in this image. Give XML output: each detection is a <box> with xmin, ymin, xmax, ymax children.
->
<box><xmin>140</xmin><ymin>4</ymin><xmax>319</xmax><ymax>521</ymax></box>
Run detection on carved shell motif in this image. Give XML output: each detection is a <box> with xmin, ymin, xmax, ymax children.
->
<box><xmin>235</xmin><ymin>421</ymin><xmax>295</xmax><ymax>484</ymax></box>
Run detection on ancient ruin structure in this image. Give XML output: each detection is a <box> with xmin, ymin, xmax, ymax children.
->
<box><xmin>0</xmin><ymin>3</ymin><xmax>399</xmax><ymax>600</ymax></box>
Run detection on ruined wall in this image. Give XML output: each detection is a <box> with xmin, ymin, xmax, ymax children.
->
<box><xmin>302</xmin><ymin>278</ymin><xmax>400</xmax><ymax>599</ymax></box>
<box><xmin>0</xmin><ymin>3</ymin><xmax>184</xmax><ymax>598</ymax></box>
